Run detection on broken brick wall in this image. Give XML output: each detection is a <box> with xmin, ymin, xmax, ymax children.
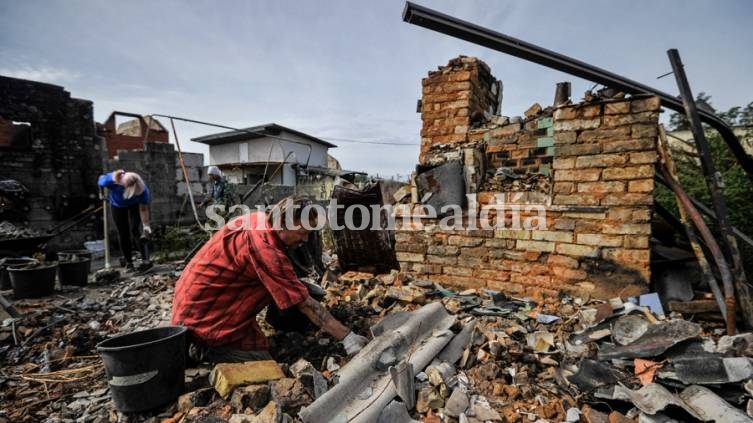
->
<box><xmin>0</xmin><ymin>76</ymin><xmax>103</xmax><ymax>251</ymax></box>
<box><xmin>396</xmin><ymin>57</ymin><xmax>660</xmax><ymax>299</ymax></box>
<box><xmin>101</xmin><ymin>113</ymin><xmax>169</xmax><ymax>159</ymax></box>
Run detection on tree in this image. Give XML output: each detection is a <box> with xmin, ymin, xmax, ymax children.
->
<box><xmin>668</xmin><ymin>92</ymin><xmax>715</xmax><ymax>130</ymax></box>
<box><xmin>662</xmin><ymin>97</ymin><xmax>753</xmax><ymax>274</ymax></box>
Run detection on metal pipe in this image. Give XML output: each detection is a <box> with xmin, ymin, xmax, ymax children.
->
<box><xmin>668</xmin><ymin>49</ymin><xmax>752</xmax><ymax>328</ymax></box>
<box><xmin>401</xmin><ymin>2</ymin><xmax>753</xmax><ymax>185</ymax></box>
<box><xmin>169</xmin><ymin>118</ymin><xmax>207</xmax><ymax>231</ymax></box>
<box><xmin>661</xmin><ymin>168</ymin><xmax>736</xmax><ymax>335</ymax></box>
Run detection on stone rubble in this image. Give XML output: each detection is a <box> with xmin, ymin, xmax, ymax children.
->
<box><xmin>2</xmin><ymin>257</ymin><xmax>753</xmax><ymax>422</ymax></box>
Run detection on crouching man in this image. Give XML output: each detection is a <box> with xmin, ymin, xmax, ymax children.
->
<box><xmin>171</xmin><ymin>196</ymin><xmax>367</xmax><ymax>363</ymax></box>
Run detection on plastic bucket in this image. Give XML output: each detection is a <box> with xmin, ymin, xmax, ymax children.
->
<box><xmin>57</xmin><ymin>250</ymin><xmax>93</xmax><ymax>274</ymax></box>
<box><xmin>0</xmin><ymin>258</ymin><xmax>37</xmax><ymax>290</ymax></box>
<box><xmin>58</xmin><ymin>258</ymin><xmax>91</xmax><ymax>286</ymax></box>
<box><xmin>96</xmin><ymin>326</ymin><xmax>187</xmax><ymax>413</ymax></box>
<box><xmin>8</xmin><ymin>262</ymin><xmax>57</xmax><ymax>299</ymax></box>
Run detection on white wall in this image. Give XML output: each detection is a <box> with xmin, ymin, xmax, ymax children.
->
<box><xmin>208</xmin><ymin>132</ymin><xmax>329</xmax><ymax>168</ymax></box>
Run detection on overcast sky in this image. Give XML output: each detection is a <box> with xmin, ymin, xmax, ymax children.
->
<box><xmin>2</xmin><ymin>1</ymin><xmax>751</xmax><ymax>179</ymax></box>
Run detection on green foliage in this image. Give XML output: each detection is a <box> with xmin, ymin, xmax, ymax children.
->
<box><xmin>661</xmin><ymin>96</ymin><xmax>753</xmax><ymax>274</ymax></box>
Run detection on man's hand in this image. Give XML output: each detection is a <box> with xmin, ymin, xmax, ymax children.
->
<box><xmin>142</xmin><ymin>225</ymin><xmax>152</xmax><ymax>237</ymax></box>
<box><xmin>296</xmin><ymin>296</ymin><xmax>350</xmax><ymax>340</ymax></box>
<box><xmin>341</xmin><ymin>331</ymin><xmax>369</xmax><ymax>355</ymax></box>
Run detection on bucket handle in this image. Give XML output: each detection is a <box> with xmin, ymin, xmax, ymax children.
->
<box><xmin>109</xmin><ymin>370</ymin><xmax>158</xmax><ymax>387</ymax></box>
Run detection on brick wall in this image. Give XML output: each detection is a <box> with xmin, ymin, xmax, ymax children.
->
<box><xmin>0</xmin><ymin>76</ymin><xmax>102</xmax><ymax>251</ymax></box>
<box><xmin>101</xmin><ymin>113</ymin><xmax>169</xmax><ymax>159</ymax></box>
<box><xmin>396</xmin><ymin>57</ymin><xmax>660</xmax><ymax>299</ymax></box>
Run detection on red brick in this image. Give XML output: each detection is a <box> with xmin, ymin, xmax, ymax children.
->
<box><xmin>515</xmin><ymin>240</ymin><xmax>555</xmax><ymax>253</ymax></box>
<box><xmin>555</xmin><ymin>243</ymin><xmax>599</xmax><ymax>257</ymax></box>
<box><xmin>630</xmin><ymin>96</ymin><xmax>661</xmax><ymax>113</ymax></box>
<box><xmin>602</xmin><ymin>138</ymin><xmax>655</xmax><ymax>153</ymax></box>
<box><xmin>629</xmin><ymin>151</ymin><xmax>657</xmax><ymax>164</ymax></box>
<box><xmin>628</xmin><ymin>179</ymin><xmax>654</xmax><ymax>192</ymax></box>
<box><xmin>602</xmin><ymin>165</ymin><xmax>654</xmax><ymax>180</ymax></box>
<box><xmin>553</xmin><ymin>193</ymin><xmax>602</xmax><ymax>206</ymax></box>
<box><xmin>575</xmin><ymin>154</ymin><xmax>627</xmax><ymax>168</ymax></box>
<box><xmin>601</xmin><ymin>193</ymin><xmax>653</xmax><ymax>206</ymax></box>
<box><xmin>603</xmin><ymin>101</ymin><xmax>630</xmax><ymax>115</ymax></box>
<box><xmin>546</xmin><ymin>254</ymin><xmax>579</xmax><ymax>269</ymax></box>
<box><xmin>553</xmin><ymin>168</ymin><xmax>601</xmax><ymax>181</ymax></box>
<box><xmin>602</xmin><ymin>222</ymin><xmax>651</xmax><ymax>235</ymax></box>
<box><xmin>624</xmin><ymin>235</ymin><xmax>649</xmax><ymax>249</ymax></box>
<box><xmin>577</xmin><ymin>181</ymin><xmax>625</xmax><ymax>193</ymax></box>
<box><xmin>576</xmin><ymin>233</ymin><xmax>623</xmax><ymax>247</ymax></box>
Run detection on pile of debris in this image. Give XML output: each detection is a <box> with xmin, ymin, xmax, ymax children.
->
<box><xmin>0</xmin><ymin>221</ymin><xmax>43</xmax><ymax>240</ymax></box>
<box><xmin>3</xmin><ymin>261</ymin><xmax>753</xmax><ymax>423</ymax></box>
<box><xmin>0</xmin><ymin>270</ymin><xmax>177</xmax><ymax>422</ymax></box>
<box><xmin>481</xmin><ymin>169</ymin><xmax>551</xmax><ymax>193</ymax></box>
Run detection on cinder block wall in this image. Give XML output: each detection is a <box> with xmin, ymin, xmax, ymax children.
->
<box><xmin>107</xmin><ymin>143</ymin><xmax>207</xmax><ymax>227</ymax></box>
<box><xmin>396</xmin><ymin>57</ymin><xmax>660</xmax><ymax>299</ymax></box>
<box><xmin>0</xmin><ymin>76</ymin><xmax>102</xmax><ymax>250</ymax></box>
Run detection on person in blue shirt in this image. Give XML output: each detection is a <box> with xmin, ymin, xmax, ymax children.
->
<box><xmin>97</xmin><ymin>170</ymin><xmax>152</xmax><ymax>270</ymax></box>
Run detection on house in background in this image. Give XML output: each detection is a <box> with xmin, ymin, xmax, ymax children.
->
<box><xmin>193</xmin><ymin>123</ymin><xmax>361</xmax><ymax>202</ymax></box>
<box><xmin>99</xmin><ymin>111</ymin><xmax>169</xmax><ymax>159</ymax></box>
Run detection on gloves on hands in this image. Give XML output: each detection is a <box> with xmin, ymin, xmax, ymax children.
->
<box><xmin>341</xmin><ymin>331</ymin><xmax>369</xmax><ymax>355</ymax></box>
<box><xmin>142</xmin><ymin>225</ymin><xmax>152</xmax><ymax>236</ymax></box>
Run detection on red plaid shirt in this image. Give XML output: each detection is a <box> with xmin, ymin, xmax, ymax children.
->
<box><xmin>171</xmin><ymin>212</ymin><xmax>309</xmax><ymax>351</ymax></box>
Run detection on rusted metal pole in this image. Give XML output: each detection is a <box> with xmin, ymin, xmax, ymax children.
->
<box><xmin>667</xmin><ymin>49</ymin><xmax>752</xmax><ymax>328</ymax></box>
<box><xmin>657</xmin><ymin>126</ymin><xmax>724</xmax><ymax>320</ymax></box>
<box><xmin>661</xmin><ymin>168</ymin><xmax>736</xmax><ymax>334</ymax></box>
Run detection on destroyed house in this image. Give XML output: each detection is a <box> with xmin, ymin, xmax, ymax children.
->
<box><xmin>394</xmin><ymin>56</ymin><xmax>661</xmax><ymax>299</ymax></box>
<box><xmin>99</xmin><ymin>111</ymin><xmax>170</xmax><ymax>159</ymax></box>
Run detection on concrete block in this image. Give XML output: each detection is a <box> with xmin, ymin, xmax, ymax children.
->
<box><xmin>210</xmin><ymin>360</ymin><xmax>285</xmax><ymax>399</ymax></box>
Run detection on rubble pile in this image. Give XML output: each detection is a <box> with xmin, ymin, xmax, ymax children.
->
<box><xmin>3</xmin><ymin>262</ymin><xmax>753</xmax><ymax>423</ymax></box>
<box><xmin>166</xmin><ymin>268</ymin><xmax>753</xmax><ymax>422</ymax></box>
<box><xmin>0</xmin><ymin>221</ymin><xmax>43</xmax><ymax>240</ymax></box>
<box><xmin>0</xmin><ymin>271</ymin><xmax>177</xmax><ymax>422</ymax></box>
<box><xmin>481</xmin><ymin>169</ymin><xmax>551</xmax><ymax>193</ymax></box>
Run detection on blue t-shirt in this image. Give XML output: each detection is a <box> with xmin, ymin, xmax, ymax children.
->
<box><xmin>97</xmin><ymin>172</ymin><xmax>151</xmax><ymax>208</ymax></box>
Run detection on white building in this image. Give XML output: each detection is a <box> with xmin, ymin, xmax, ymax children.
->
<box><xmin>193</xmin><ymin>123</ymin><xmax>338</xmax><ymax>186</ymax></box>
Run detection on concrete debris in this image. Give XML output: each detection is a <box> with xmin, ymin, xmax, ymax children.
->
<box><xmin>597</xmin><ymin>319</ymin><xmax>702</xmax><ymax>360</ymax></box>
<box><xmin>376</xmin><ymin>400</ymin><xmax>418</xmax><ymax>423</ymax></box>
<box><xmin>230</xmin><ymin>384</ymin><xmax>271</xmax><ymax>413</ymax></box>
<box><xmin>4</xmin><ymin>253</ymin><xmax>753</xmax><ymax>423</ymax></box>
<box><xmin>289</xmin><ymin>359</ymin><xmax>328</xmax><ymax>399</ymax></box>
<box><xmin>444</xmin><ymin>387</ymin><xmax>470</xmax><ymax>417</ymax></box>
<box><xmin>269</xmin><ymin>378</ymin><xmax>312</xmax><ymax>415</ymax></box>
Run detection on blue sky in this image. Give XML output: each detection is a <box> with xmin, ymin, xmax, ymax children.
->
<box><xmin>1</xmin><ymin>1</ymin><xmax>751</xmax><ymax>178</ymax></box>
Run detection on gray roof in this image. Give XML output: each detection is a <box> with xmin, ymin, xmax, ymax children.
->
<box><xmin>191</xmin><ymin>123</ymin><xmax>337</xmax><ymax>148</ymax></box>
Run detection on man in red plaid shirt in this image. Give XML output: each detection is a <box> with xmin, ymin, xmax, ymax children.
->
<box><xmin>171</xmin><ymin>196</ymin><xmax>368</xmax><ymax>363</ymax></box>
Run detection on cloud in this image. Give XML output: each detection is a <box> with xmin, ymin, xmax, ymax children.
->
<box><xmin>0</xmin><ymin>66</ymin><xmax>80</xmax><ymax>84</ymax></box>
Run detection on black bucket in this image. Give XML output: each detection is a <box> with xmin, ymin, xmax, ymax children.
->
<box><xmin>8</xmin><ymin>262</ymin><xmax>57</xmax><ymax>299</ymax></box>
<box><xmin>57</xmin><ymin>250</ymin><xmax>93</xmax><ymax>274</ymax></box>
<box><xmin>58</xmin><ymin>259</ymin><xmax>91</xmax><ymax>286</ymax></box>
<box><xmin>96</xmin><ymin>326</ymin><xmax>187</xmax><ymax>413</ymax></box>
<box><xmin>0</xmin><ymin>258</ymin><xmax>37</xmax><ymax>290</ymax></box>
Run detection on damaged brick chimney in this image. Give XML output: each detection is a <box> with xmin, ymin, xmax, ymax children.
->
<box><xmin>397</xmin><ymin>56</ymin><xmax>661</xmax><ymax>299</ymax></box>
<box><xmin>420</xmin><ymin>56</ymin><xmax>500</xmax><ymax>164</ymax></box>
